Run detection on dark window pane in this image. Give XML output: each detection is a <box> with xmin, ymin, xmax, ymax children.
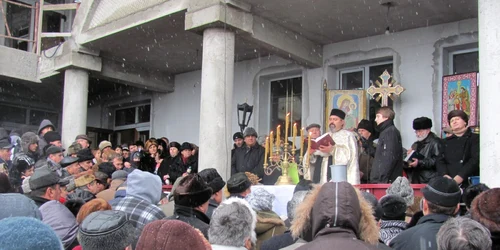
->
<box><xmin>30</xmin><ymin>110</ymin><xmax>58</xmax><ymax>126</ymax></box>
<box><xmin>270</xmin><ymin>77</ymin><xmax>302</xmax><ymax>138</ymax></box>
<box><xmin>341</xmin><ymin>71</ymin><xmax>363</xmax><ymax>90</ymax></box>
<box><xmin>0</xmin><ymin>104</ymin><xmax>26</xmax><ymax>124</ymax></box>
<box><xmin>138</xmin><ymin>105</ymin><xmax>151</xmax><ymax>123</ymax></box>
<box><xmin>453</xmin><ymin>52</ymin><xmax>479</xmax><ymax>74</ymax></box>
<box><xmin>115</xmin><ymin>107</ymin><xmax>135</xmax><ymax>126</ymax></box>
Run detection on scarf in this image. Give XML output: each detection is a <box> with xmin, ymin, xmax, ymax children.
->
<box><xmin>379</xmin><ymin>220</ymin><xmax>408</xmax><ymax>245</ymax></box>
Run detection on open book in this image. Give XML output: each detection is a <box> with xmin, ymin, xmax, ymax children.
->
<box><xmin>404</xmin><ymin>150</ymin><xmax>425</xmax><ymax>162</ymax></box>
<box><xmin>310</xmin><ymin>133</ymin><xmax>335</xmax><ymax>150</ymax></box>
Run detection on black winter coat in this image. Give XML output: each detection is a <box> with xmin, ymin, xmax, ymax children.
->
<box><xmin>139</xmin><ymin>154</ymin><xmax>156</xmax><ymax>173</ymax></box>
<box><xmin>436</xmin><ymin>129</ymin><xmax>479</xmax><ymax>188</ymax></box>
<box><xmin>370</xmin><ymin>120</ymin><xmax>403</xmax><ymax>183</ymax></box>
<box><xmin>167</xmin><ymin>205</ymin><xmax>210</xmax><ymax>239</ymax></box>
<box><xmin>390</xmin><ymin>214</ymin><xmax>451</xmax><ymax>250</ymax></box>
<box><xmin>170</xmin><ymin>155</ymin><xmax>198</xmax><ymax>184</ymax></box>
<box><xmin>231</xmin><ymin>143</ymin><xmax>265</xmax><ymax>180</ymax></box>
<box><xmin>406</xmin><ymin>132</ymin><xmax>443</xmax><ymax>184</ymax></box>
<box><xmin>156</xmin><ymin>156</ymin><xmax>174</xmax><ymax>184</ymax></box>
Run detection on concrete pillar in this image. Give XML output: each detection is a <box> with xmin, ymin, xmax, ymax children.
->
<box><xmin>198</xmin><ymin>28</ymin><xmax>235</xmax><ymax>180</ymax></box>
<box><xmin>61</xmin><ymin>68</ymin><xmax>89</xmax><ymax>149</ymax></box>
<box><xmin>479</xmin><ymin>0</ymin><xmax>500</xmax><ymax>188</ymax></box>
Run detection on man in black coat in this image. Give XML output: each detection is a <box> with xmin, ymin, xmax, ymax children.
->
<box><xmin>370</xmin><ymin>107</ymin><xmax>403</xmax><ymax>183</ymax></box>
<box><xmin>231</xmin><ymin>132</ymin><xmax>244</xmax><ymax>158</ymax></box>
<box><xmin>436</xmin><ymin>110</ymin><xmax>479</xmax><ymax>188</ymax></box>
<box><xmin>390</xmin><ymin>177</ymin><xmax>461</xmax><ymax>250</ymax></box>
<box><xmin>231</xmin><ymin>127</ymin><xmax>265</xmax><ymax>183</ymax></box>
<box><xmin>405</xmin><ymin>117</ymin><xmax>443</xmax><ymax>184</ymax></box>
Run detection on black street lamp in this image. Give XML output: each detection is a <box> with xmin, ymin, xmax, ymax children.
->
<box><xmin>237</xmin><ymin>103</ymin><xmax>254</xmax><ymax>133</ymax></box>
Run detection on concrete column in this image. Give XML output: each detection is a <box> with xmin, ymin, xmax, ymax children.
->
<box><xmin>61</xmin><ymin>68</ymin><xmax>89</xmax><ymax>149</ymax></box>
<box><xmin>479</xmin><ymin>0</ymin><xmax>500</xmax><ymax>188</ymax></box>
<box><xmin>198</xmin><ymin>28</ymin><xmax>235</xmax><ymax>180</ymax></box>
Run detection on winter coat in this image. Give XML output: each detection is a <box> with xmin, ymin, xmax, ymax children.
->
<box><xmin>170</xmin><ymin>155</ymin><xmax>198</xmax><ymax>184</ymax></box>
<box><xmin>37</xmin><ymin>119</ymin><xmax>55</xmax><ymax>156</ymax></box>
<box><xmin>167</xmin><ymin>204</ymin><xmax>210</xmax><ymax>239</ymax></box>
<box><xmin>359</xmin><ymin>135</ymin><xmax>377</xmax><ymax>183</ymax></box>
<box><xmin>261</xmin><ymin>231</ymin><xmax>296</xmax><ymax>250</ymax></box>
<box><xmin>436</xmin><ymin>129</ymin><xmax>479</xmax><ymax>188</ymax></box>
<box><xmin>406</xmin><ymin>132</ymin><xmax>443</xmax><ymax>184</ymax></box>
<box><xmin>27</xmin><ymin>194</ymin><xmax>51</xmax><ymax>208</ymax></box>
<box><xmin>155</xmin><ymin>156</ymin><xmax>173</xmax><ymax>184</ymax></box>
<box><xmin>39</xmin><ymin>200</ymin><xmax>78</xmax><ymax>249</ymax></box>
<box><xmin>206</xmin><ymin>198</ymin><xmax>219</xmax><ymax>220</ymax></box>
<box><xmin>389</xmin><ymin>214</ymin><xmax>451</xmax><ymax>250</ymax></box>
<box><xmin>290</xmin><ymin>182</ymin><xmax>380</xmax><ymax>250</ymax></box>
<box><xmin>255</xmin><ymin>210</ymin><xmax>287</xmax><ymax>250</ymax></box>
<box><xmin>139</xmin><ymin>154</ymin><xmax>156</xmax><ymax>173</ymax></box>
<box><xmin>231</xmin><ymin>143</ymin><xmax>265</xmax><ymax>181</ymax></box>
<box><xmin>370</xmin><ymin>120</ymin><xmax>403</xmax><ymax>183</ymax></box>
<box><xmin>96</xmin><ymin>179</ymin><xmax>125</xmax><ymax>202</ymax></box>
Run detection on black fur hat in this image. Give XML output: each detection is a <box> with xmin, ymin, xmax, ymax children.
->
<box><xmin>413</xmin><ymin>117</ymin><xmax>433</xmax><ymax>130</ymax></box>
<box><xmin>330</xmin><ymin>109</ymin><xmax>346</xmax><ymax>120</ymax></box>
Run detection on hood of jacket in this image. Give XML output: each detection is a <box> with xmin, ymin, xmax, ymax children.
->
<box><xmin>126</xmin><ymin>170</ymin><xmax>162</xmax><ymax>204</ymax></box>
<box><xmin>255</xmin><ymin>210</ymin><xmax>285</xmax><ymax>234</ymax></box>
<box><xmin>37</xmin><ymin>119</ymin><xmax>55</xmax><ymax>135</ymax></box>
<box><xmin>290</xmin><ymin>182</ymin><xmax>379</xmax><ymax>245</ymax></box>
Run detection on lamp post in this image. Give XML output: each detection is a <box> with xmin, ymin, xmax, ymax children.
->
<box><xmin>237</xmin><ymin>103</ymin><xmax>253</xmax><ymax>133</ymax></box>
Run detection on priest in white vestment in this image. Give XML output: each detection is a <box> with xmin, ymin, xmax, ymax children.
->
<box><xmin>304</xmin><ymin>109</ymin><xmax>360</xmax><ymax>184</ymax></box>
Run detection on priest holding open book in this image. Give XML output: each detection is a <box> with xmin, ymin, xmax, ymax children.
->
<box><xmin>303</xmin><ymin>109</ymin><xmax>360</xmax><ymax>184</ymax></box>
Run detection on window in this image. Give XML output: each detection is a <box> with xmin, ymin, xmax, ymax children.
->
<box><xmin>339</xmin><ymin>62</ymin><xmax>393</xmax><ymax>121</ymax></box>
<box><xmin>270</xmin><ymin>77</ymin><xmax>302</xmax><ymax>139</ymax></box>
<box><xmin>114</xmin><ymin>104</ymin><xmax>151</xmax><ymax>127</ymax></box>
<box><xmin>450</xmin><ymin>49</ymin><xmax>479</xmax><ymax>75</ymax></box>
<box><xmin>29</xmin><ymin>110</ymin><xmax>59</xmax><ymax>126</ymax></box>
<box><xmin>0</xmin><ymin>104</ymin><xmax>27</xmax><ymax>124</ymax></box>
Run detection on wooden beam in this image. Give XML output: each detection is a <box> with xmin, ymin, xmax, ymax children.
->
<box><xmin>4</xmin><ymin>0</ymin><xmax>35</xmax><ymax>9</ymax></box>
<box><xmin>0</xmin><ymin>34</ymin><xmax>35</xmax><ymax>43</ymax></box>
<box><xmin>41</xmin><ymin>32</ymin><xmax>72</xmax><ymax>38</ymax></box>
<box><xmin>42</xmin><ymin>3</ymin><xmax>79</xmax><ymax>11</ymax></box>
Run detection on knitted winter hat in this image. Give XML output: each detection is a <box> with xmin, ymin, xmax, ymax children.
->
<box><xmin>422</xmin><ymin>176</ymin><xmax>461</xmax><ymax>207</ymax></box>
<box><xmin>357</xmin><ymin>119</ymin><xmax>374</xmax><ymax>134</ymax></box>
<box><xmin>447</xmin><ymin>110</ymin><xmax>469</xmax><ymax>125</ymax></box>
<box><xmin>0</xmin><ymin>217</ymin><xmax>64</xmax><ymax>250</ymax></box>
<box><xmin>79</xmin><ymin>210</ymin><xmax>136</xmax><ymax>250</ymax></box>
<box><xmin>98</xmin><ymin>140</ymin><xmax>112</xmax><ymax>151</ymax></box>
<box><xmin>243</xmin><ymin>127</ymin><xmax>258</xmax><ymax>138</ymax></box>
<box><xmin>379</xmin><ymin>194</ymin><xmax>407</xmax><ymax>220</ymax></box>
<box><xmin>0</xmin><ymin>193</ymin><xmax>42</xmax><ymax>220</ymax></box>
<box><xmin>386</xmin><ymin>176</ymin><xmax>414</xmax><ymax>207</ymax></box>
<box><xmin>470</xmin><ymin>188</ymin><xmax>500</xmax><ymax>233</ymax></box>
<box><xmin>198</xmin><ymin>168</ymin><xmax>226</xmax><ymax>193</ymax></box>
<box><xmin>413</xmin><ymin>117</ymin><xmax>433</xmax><ymax>130</ymax></box>
<box><xmin>44</xmin><ymin>131</ymin><xmax>61</xmax><ymax>144</ymax></box>
<box><xmin>174</xmin><ymin>174</ymin><xmax>212</xmax><ymax>208</ymax></box>
<box><xmin>233</xmin><ymin>132</ymin><xmax>244</xmax><ymax>141</ymax></box>
<box><xmin>330</xmin><ymin>108</ymin><xmax>346</xmax><ymax>119</ymax></box>
<box><xmin>246</xmin><ymin>188</ymin><xmax>275</xmax><ymax>211</ymax></box>
<box><xmin>136</xmin><ymin>220</ymin><xmax>209</xmax><ymax>250</ymax></box>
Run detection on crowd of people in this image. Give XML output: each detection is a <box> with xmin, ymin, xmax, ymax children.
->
<box><xmin>0</xmin><ymin>103</ymin><xmax>492</xmax><ymax>250</ymax></box>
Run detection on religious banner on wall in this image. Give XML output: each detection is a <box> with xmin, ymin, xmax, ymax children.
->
<box><xmin>442</xmin><ymin>72</ymin><xmax>478</xmax><ymax>129</ymax></box>
<box><xmin>326</xmin><ymin>90</ymin><xmax>367</xmax><ymax>130</ymax></box>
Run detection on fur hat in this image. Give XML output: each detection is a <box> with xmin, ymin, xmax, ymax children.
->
<box><xmin>77</xmin><ymin>148</ymin><xmax>94</xmax><ymax>162</ymax></box>
<box><xmin>386</xmin><ymin>176</ymin><xmax>414</xmax><ymax>206</ymax></box>
<box><xmin>357</xmin><ymin>119</ymin><xmax>374</xmax><ymax>134</ymax></box>
<box><xmin>79</xmin><ymin>210</ymin><xmax>136</xmax><ymax>250</ymax></box>
<box><xmin>305</xmin><ymin>123</ymin><xmax>321</xmax><ymax>131</ymax></box>
<box><xmin>243</xmin><ymin>127</ymin><xmax>258</xmax><ymax>138</ymax></box>
<box><xmin>21</xmin><ymin>132</ymin><xmax>39</xmax><ymax>152</ymax></box>
<box><xmin>0</xmin><ymin>217</ymin><xmax>64</xmax><ymax>250</ymax></box>
<box><xmin>227</xmin><ymin>173</ymin><xmax>252</xmax><ymax>194</ymax></box>
<box><xmin>233</xmin><ymin>132</ymin><xmax>244</xmax><ymax>141</ymax></box>
<box><xmin>180</xmin><ymin>142</ymin><xmax>193</xmax><ymax>151</ymax></box>
<box><xmin>470</xmin><ymin>188</ymin><xmax>500</xmax><ymax>233</ymax></box>
<box><xmin>168</xmin><ymin>176</ymin><xmax>185</xmax><ymax>202</ymax></box>
<box><xmin>447</xmin><ymin>110</ymin><xmax>469</xmax><ymax>125</ymax></box>
<box><xmin>246</xmin><ymin>188</ymin><xmax>274</xmax><ymax>211</ymax></box>
<box><xmin>174</xmin><ymin>174</ymin><xmax>212</xmax><ymax>208</ymax></box>
<box><xmin>379</xmin><ymin>194</ymin><xmax>407</xmax><ymax>220</ymax></box>
<box><xmin>43</xmin><ymin>131</ymin><xmax>61</xmax><ymax>144</ymax></box>
<box><xmin>209</xmin><ymin>198</ymin><xmax>257</xmax><ymax>247</ymax></box>
<box><xmin>287</xmin><ymin>191</ymin><xmax>308</xmax><ymax>221</ymax></box>
<box><xmin>67</xmin><ymin>142</ymin><xmax>83</xmax><ymax>156</ymax></box>
<box><xmin>0</xmin><ymin>193</ymin><xmax>42</xmax><ymax>220</ymax></box>
<box><xmin>136</xmin><ymin>220</ymin><xmax>210</xmax><ymax>250</ymax></box>
<box><xmin>422</xmin><ymin>176</ymin><xmax>461</xmax><ymax>207</ymax></box>
<box><xmin>198</xmin><ymin>168</ymin><xmax>226</xmax><ymax>193</ymax></box>
<box><xmin>413</xmin><ymin>117</ymin><xmax>433</xmax><ymax>130</ymax></box>
<box><xmin>330</xmin><ymin>108</ymin><xmax>346</xmax><ymax>120</ymax></box>
<box><xmin>169</xmin><ymin>141</ymin><xmax>181</xmax><ymax>150</ymax></box>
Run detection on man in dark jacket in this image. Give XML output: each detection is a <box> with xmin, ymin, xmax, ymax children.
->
<box><xmin>436</xmin><ymin>110</ymin><xmax>479</xmax><ymax>188</ymax></box>
<box><xmin>198</xmin><ymin>168</ymin><xmax>225</xmax><ymax>219</ymax></box>
<box><xmin>37</xmin><ymin>119</ymin><xmax>55</xmax><ymax>156</ymax></box>
<box><xmin>231</xmin><ymin>132</ymin><xmax>244</xmax><ymax>158</ymax></box>
<box><xmin>168</xmin><ymin>174</ymin><xmax>212</xmax><ymax>239</ymax></box>
<box><xmin>357</xmin><ymin>119</ymin><xmax>377</xmax><ymax>183</ymax></box>
<box><xmin>390</xmin><ymin>176</ymin><xmax>461</xmax><ymax>250</ymax></box>
<box><xmin>170</xmin><ymin>142</ymin><xmax>198</xmax><ymax>184</ymax></box>
<box><xmin>405</xmin><ymin>117</ymin><xmax>443</xmax><ymax>184</ymax></box>
<box><xmin>370</xmin><ymin>107</ymin><xmax>403</xmax><ymax>183</ymax></box>
<box><xmin>231</xmin><ymin>127</ymin><xmax>265</xmax><ymax>183</ymax></box>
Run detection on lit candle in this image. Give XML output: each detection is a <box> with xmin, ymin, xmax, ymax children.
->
<box><xmin>276</xmin><ymin>125</ymin><xmax>281</xmax><ymax>149</ymax></box>
<box><xmin>292</xmin><ymin>123</ymin><xmax>297</xmax><ymax>151</ymax></box>
<box><xmin>285</xmin><ymin>113</ymin><xmax>290</xmax><ymax>143</ymax></box>
<box><xmin>270</xmin><ymin>131</ymin><xmax>274</xmax><ymax>155</ymax></box>
<box><xmin>264</xmin><ymin>136</ymin><xmax>269</xmax><ymax>165</ymax></box>
<box><xmin>307</xmin><ymin>132</ymin><xmax>312</xmax><ymax>157</ymax></box>
<box><xmin>300</xmin><ymin>127</ymin><xmax>304</xmax><ymax>156</ymax></box>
